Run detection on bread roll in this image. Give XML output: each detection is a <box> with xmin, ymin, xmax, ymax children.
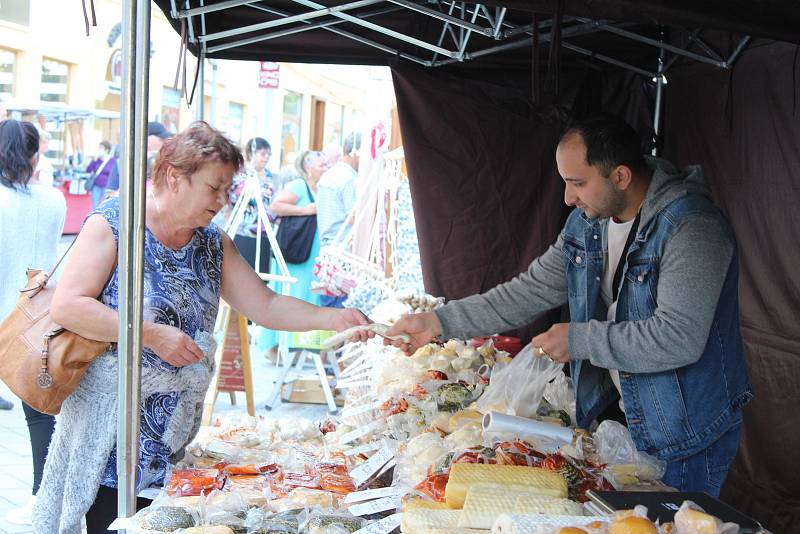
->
<box><xmin>608</xmin><ymin>516</ymin><xmax>659</xmax><ymax>534</ymax></box>
<box><xmin>674</xmin><ymin>507</ymin><xmax>718</xmax><ymax>534</ymax></box>
<box><xmin>555</xmin><ymin>528</ymin><xmax>588</xmax><ymax>534</ymax></box>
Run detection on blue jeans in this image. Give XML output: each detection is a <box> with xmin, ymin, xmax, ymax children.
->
<box><xmin>91</xmin><ymin>185</ymin><xmax>107</xmax><ymax>208</ymax></box>
<box><xmin>320</xmin><ymin>294</ymin><xmax>347</xmax><ymax>308</ymax></box>
<box><xmin>661</xmin><ymin>422</ymin><xmax>742</xmax><ymax>496</ymax></box>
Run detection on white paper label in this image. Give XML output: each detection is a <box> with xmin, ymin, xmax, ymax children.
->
<box><xmin>349</xmin><ymin>444</ymin><xmax>394</xmax><ymax>487</ymax></box>
<box><xmin>341</xmin><ymin>400</ymin><xmax>382</xmax><ymax>420</ymax></box>
<box><xmin>336</xmin><ymin>380</ymin><xmax>375</xmax><ymax>389</ymax></box>
<box><xmin>353</xmin><ymin>513</ymin><xmax>403</xmax><ymax>534</ymax></box>
<box><xmin>337</xmin><ymin>372</ymin><xmax>375</xmax><ymax>387</ymax></box>
<box><xmin>343</xmin><ymin>441</ymin><xmax>382</xmax><ymax>456</ymax></box>
<box><xmin>338</xmin><ymin>418</ymin><xmax>385</xmax><ymax>445</ymax></box>
<box><xmin>343</xmin><ymin>485</ymin><xmax>408</xmax><ymax>504</ymax></box>
<box><xmin>348</xmin><ymin>496</ymin><xmax>401</xmax><ymax>516</ymax></box>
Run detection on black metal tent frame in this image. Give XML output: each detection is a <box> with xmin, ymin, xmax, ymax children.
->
<box><xmin>115</xmin><ymin>0</ymin><xmax>798</xmax><ymax>526</ymax></box>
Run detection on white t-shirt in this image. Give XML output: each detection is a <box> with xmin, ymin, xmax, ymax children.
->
<box><xmin>0</xmin><ymin>184</ymin><xmax>67</xmax><ymax>319</ymax></box>
<box><xmin>600</xmin><ymin>216</ymin><xmax>637</xmax><ymax>412</ymax></box>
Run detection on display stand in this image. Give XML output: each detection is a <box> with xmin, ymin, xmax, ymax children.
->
<box><xmin>202</xmin><ymin>172</ymin><xmax>297</xmax><ymax>423</ymax></box>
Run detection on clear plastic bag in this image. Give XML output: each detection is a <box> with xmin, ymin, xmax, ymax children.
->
<box><xmin>673</xmin><ymin>500</ymin><xmax>740</xmax><ymax>534</ymax></box>
<box><xmin>594</xmin><ymin>420</ymin><xmax>667</xmax><ymax>483</ymax></box>
<box><xmin>476</xmin><ymin>342</ymin><xmax>563</xmax><ymax>418</ymax></box>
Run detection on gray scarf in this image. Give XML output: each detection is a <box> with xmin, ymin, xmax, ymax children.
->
<box><xmin>33</xmin><ymin>331</ymin><xmax>217</xmax><ymax>534</ymax></box>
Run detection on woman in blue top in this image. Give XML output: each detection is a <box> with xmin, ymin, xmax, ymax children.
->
<box><xmin>33</xmin><ymin>123</ymin><xmax>370</xmax><ymax>534</ymax></box>
<box><xmin>261</xmin><ymin>150</ymin><xmax>328</xmax><ymax>352</ymax></box>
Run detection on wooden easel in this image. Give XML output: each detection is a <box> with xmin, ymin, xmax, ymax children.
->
<box><xmin>202</xmin><ymin>303</ymin><xmax>255</xmax><ymax>425</ymax></box>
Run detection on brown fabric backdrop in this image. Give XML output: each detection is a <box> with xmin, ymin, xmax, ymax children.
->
<box><xmin>393</xmin><ymin>40</ymin><xmax>800</xmax><ymax>532</ymax></box>
<box><xmin>662</xmin><ymin>40</ymin><xmax>800</xmax><ymax>533</ymax></box>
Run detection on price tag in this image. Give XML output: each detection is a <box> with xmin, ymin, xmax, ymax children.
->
<box><xmin>341</xmin><ymin>400</ymin><xmax>382</xmax><ymax>420</ymax></box>
<box><xmin>343</xmin><ymin>485</ymin><xmax>408</xmax><ymax>504</ymax></box>
<box><xmin>350</xmin><ymin>443</ymin><xmax>394</xmax><ymax>487</ymax></box>
<box><xmin>348</xmin><ymin>496</ymin><xmax>401</xmax><ymax>516</ymax></box>
<box><xmin>338</xmin><ymin>418</ymin><xmax>385</xmax><ymax>445</ymax></box>
<box><xmin>337</xmin><ymin>371</ymin><xmax>375</xmax><ymax>386</ymax></box>
<box><xmin>343</xmin><ymin>441</ymin><xmax>382</xmax><ymax>456</ymax></box>
<box><xmin>336</xmin><ymin>380</ymin><xmax>375</xmax><ymax>389</ymax></box>
<box><xmin>353</xmin><ymin>513</ymin><xmax>403</xmax><ymax>534</ymax></box>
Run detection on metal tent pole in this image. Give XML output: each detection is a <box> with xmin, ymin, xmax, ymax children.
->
<box><xmin>117</xmin><ymin>0</ymin><xmax>150</xmax><ymax>524</ymax></box>
<box><xmin>652</xmin><ymin>29</ymin><xmax>666</xmax><ymax>156</ymax></box>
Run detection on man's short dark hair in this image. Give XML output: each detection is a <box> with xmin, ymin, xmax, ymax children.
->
<box><xmin>559</xmin><ymin>113</ymin><xmax>647</xmax><ymax>177</ymax></box>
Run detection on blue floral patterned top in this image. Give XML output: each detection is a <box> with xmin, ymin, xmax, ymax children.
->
<box><xmin>91</xmin><ymin>197</ymin><xmax>224</xmax><ymax>491</ymax></box>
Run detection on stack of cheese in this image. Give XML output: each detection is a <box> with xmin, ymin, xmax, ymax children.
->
<box><xmin>402</xmin><ymin>464</ymin><xmax>585</xmax><ymax>533</ymax></box>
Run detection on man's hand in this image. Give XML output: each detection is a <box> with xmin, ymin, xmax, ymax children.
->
<box><xmin>144</xmin><ymin>323</ymin><xmax>204</xmax><ymax>367</ymax></box>
<box><xmin>531</xmin><ymin>323</ymin><xmax>571</xmax><ymax>364</ymax></box>
<box><xmin>384</xmin><ymin>312</ymin><xmax>442</xmax><ymax>355</ymax></box>
<box><xmin>330</xmin><ymin>308</ymin><xmax>374</xmax><ymax>343</ymax></box>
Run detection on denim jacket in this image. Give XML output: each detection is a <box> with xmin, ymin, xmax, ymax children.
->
<box><xmin>562</xmin><ymin>163</ymin><xmax>752</xmax><ymax>461</ymax></box>
<box><xmin>437</xmin><ymin>157</ymin><xmax>752</xmax><ymax>462</ymax></box>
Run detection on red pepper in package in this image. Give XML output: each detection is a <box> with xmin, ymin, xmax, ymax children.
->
<box><xmin>414</xmin><ymin>472</ymin><xmax>449</xmax><ymax>502</ymax></box>
<box><xmin>494</xmin><ymin>440</ymin><xmax>546</xmax><ymax>467</ymax></box>
<box><xmin>381</xmin><ymin>398</ymin><xmax>409</xmax><ymax>416</ymax></box>
<box><xmin>319</xmin><ymin>463</ymin><xmax>356</xmax><ymax>494</ymax></box>
<box><xmin>223</xmin><ymin>462</ymin><xmax>280</xmax><ymax>476</ymax></box>
<box><xmin>425</xmin><ymin>370</ymin><xmax>449</xmax><ymax>381</ymax></box>
<box><xmin>166</xmin><ymin>468</ymin><xmax>224</xmax><ymax>496</ymax></box>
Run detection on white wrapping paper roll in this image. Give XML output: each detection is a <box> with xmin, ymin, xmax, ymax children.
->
<box><xmin>483</xmin><ymin>412</ymin><xmax>574</xmax><ymax>444</ymax></box>
<box><xmin>492</xmin><ymin>513</ymin><xmax>606</xmax><ymax>534</ymax></box>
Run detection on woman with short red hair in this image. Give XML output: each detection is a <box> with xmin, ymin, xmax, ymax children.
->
<box><xmin>33</xmin><ymin>122</ymin><xmax>370</xmax><ymax>534</ymax></box>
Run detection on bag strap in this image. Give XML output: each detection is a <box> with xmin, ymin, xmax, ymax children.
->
<box><xmin>20</xmin><ymin>237</ymin><xmax>79</xmax><ymax>295</ymax></box>
<box><xmin>304</xmin><ymin>179</ymin><xmax>315</xmax><ymax>202</ymax></box>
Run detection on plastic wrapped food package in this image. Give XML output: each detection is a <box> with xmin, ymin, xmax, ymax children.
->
<box><xmin>593</xmin><ymin>421</ymin><xmax>666</xmax><ymax>484</ymax></box>
<box><xmin>166</xmin><ymin>468</ymin><xmax>225</xmax><ymax>497</ymax></box>
<box><xmin>476</xmin><ymin>342</ymin><xmax>563</xmax><ymax>418</ymax></box>
<box><xmin>672</xmin><ymin>501</ymin><xmax>739</xmax><ymax>534</ymax></box>
<box><xmin>300</xmin><ymin>509</ymin><xmax>366</xmax><ymax>534</ymax></box>
<box><xmin>134</xmin><ymin>505</ymin><xmax>198</xmax><ymax>531</ymax></box>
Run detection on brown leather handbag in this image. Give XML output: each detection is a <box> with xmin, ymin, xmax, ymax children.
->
<box><xmin>0</xmin><ymin>245</ymin><xmax>110</xmax><ymax>415</ymax></box>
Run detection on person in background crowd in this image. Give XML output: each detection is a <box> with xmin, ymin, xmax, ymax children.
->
<box><xmin>316</xmin><ymin>133</ymin><xmax>362</xmax><ymax>307</ymax></box>
<box><xmin>260</xmin><ymin>150</ymin><xmax>329</xmax><ymax>356</ymax></box>
<box><xmin>0</xmin><ymin>119</ymin><xmax>67</xmax><ymax>525</ymax></box>
<box><xmin>322</xmin><ymin>141</ymin><xmax>342</xmax><ymax>168</ymax></box>
<box><xmin>224</xmin><ymin>137</ymin><xmax>276</xmax><ymax>273</ymax></box>
<box><xmin>146</xmin><ymin>121</ymin><xmax>173</xmax><ymax>180</ymax></box>
<box><xmin>32</xmin><ymin>128</ymin><xmax>54</xmax><ymax>187</ymax></box>
<box><xmin>32</xmin><ymin>122</ymin><xmax>369</xmax><ymax>534</ymax></box>
<box><xmin>273</xmin><ymin>150</ymin><xmax>301</xmax><ymax>194</ymax></box>
<box><xmin>387</xmin><ymin>113</ymin><xmax>752</xmax><ymax>496</ymax></box>
<box><xmin>103</xmin><ymin>144</ymin><xmax>122</xmax><ymax>194</ymax></box>
<box><xmin>85</xmin><ymin>140</ymin><xmax>117</xmax><ymax>207</ymax></box>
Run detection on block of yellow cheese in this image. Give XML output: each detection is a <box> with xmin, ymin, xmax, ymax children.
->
<box><xmin>402</xmin><ymin>498</ymin><xmax>452</xmax><ymax>511</ymax></box>
<box><xmin>400</xmin><ymin>509</ymin><xmax>462</xmax><ymax>533</ymax></box>
<box><xmin>456</xmin><ymin>483</ymin><xmax>583</xmax><ymax>529</ymax></box>
<box><xmin>445</xmin><ymin>464</ymin><xmax>568</xmax><ymax>509</ymax></box>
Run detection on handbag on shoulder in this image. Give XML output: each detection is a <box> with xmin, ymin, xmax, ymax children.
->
<box><xmin>275</xmin><ymin>180</ymin><xmax>317</xmax><ymax>264</ymax></box>
<box><xmin>0</xmin><ymin>242</ymin><xmax>110</xmax><ymax>415</ymax></box>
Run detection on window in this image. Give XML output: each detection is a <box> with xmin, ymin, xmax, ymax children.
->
<box><xmin>161</xmin><ymin>87</ymin><xmax>181</xmax><ymax>134</ymax></box>
<box><xmin>323</xmin><ymin>102</ymin><xmax>344</xmax><ymax>146</ymax></box>
<box><xmin>281</xmin><ymin>91</ymin><xmax>302</xmax><ymax>166</ymax></box>
<box><xmin>0</xmin><ymin>0</ymin><xmax>30</xmax><ymax>26</ymax></box>
<box><xmin>40</xmin><ymin>58</ymin><xmax>69</xmax><ymax>103</ymax></box>
<box><xmin>0</xmin><ymin>49</ymin><xmax>15</xmax><ymax>100</ymax></box>
<box><xmin>228</xmin><ymin>102</ymin><xmax>244</xmax><ymax>145</ymax></box>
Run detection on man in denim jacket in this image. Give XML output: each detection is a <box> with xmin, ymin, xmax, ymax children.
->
<box><xmin>387</xmin><ymin>114</ymin><xmax>752</xmax><ymax>495</ymax></box>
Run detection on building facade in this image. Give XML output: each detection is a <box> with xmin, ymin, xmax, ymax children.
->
<box><xmin>0</xmin><ymin>0</ymin><xmax>389</xmax><ymax>172</ymax></box>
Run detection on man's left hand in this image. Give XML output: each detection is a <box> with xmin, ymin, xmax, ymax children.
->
<box><xmin>531</xmin><ymin>323</ymin><xmax>571</xmax><ymax>364</ymax></box>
